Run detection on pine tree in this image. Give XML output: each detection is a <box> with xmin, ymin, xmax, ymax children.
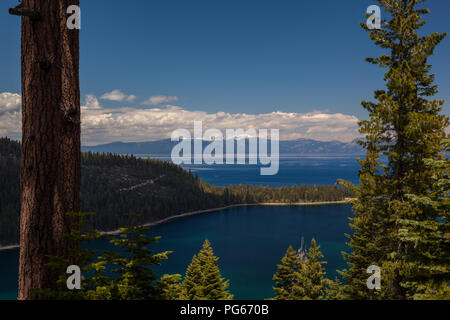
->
<box><xmin>34</xmin><ymin>216</ymin><xmax>180</xmax><ymax>300</ymax></box>
<box><xmin>272</xmin><ymin>239</ymin><xmax>330</xmax><ymax>300</ymax></box>
<box><xmin>40</xmin><ymin>218</ymin><xmax>181</xmax><ymax>300</ymax></box>
<box><xmin>157</xmin><ymin>274</ymin><xmax>183</xmax><ymax>300</ymax></box>
<box><xmin>13</xmin><ymin>0</ymin><xmax>81</xmax><ymax>300</ymax></box>
<box><xmin>396</xmin><ymin>139</ymin><xmax>450</xmax><ymax>299</ymax></box>
<box><xmin>181</xmin><ymin>254</ymin><xmax>204</xmax><ymax>299</ymax></box>
<box><xmin>340</xmin><ymin>0</ymin><xmax>449</xmax><ymax>299</ymax></box>
<box><xmin>181</xmin><ymin>240</ymin><xmax>233</xmax><ymax>300</ymax></box>
<box><xmin>98</xmin><ymin>224</ymin><xmax>173</xmax><ymax>300</ymax></box>
<box><xmin>338</xmin><ymin>148</ymin><xmax>392</xmax><ymax>299</ymax></box>
<box><xmin>325</xmin><ymin>277</ymin><xmax>346</xmax><ymax>300</ymax></box>
<box><xmin>272</xmin><ymin>245</ymin><xmax>302</xmax><ymax>300</ymax></box>
<box><xmin>293</xmin><ymin>239</ymin><xmax>329</xmax><ymax>300</ymax></box>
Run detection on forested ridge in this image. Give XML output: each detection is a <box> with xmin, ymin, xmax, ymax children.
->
<box><xmin>0</xmin><ymin>137</ymin><xmax>354</xmax><ymax>246</ymax></box>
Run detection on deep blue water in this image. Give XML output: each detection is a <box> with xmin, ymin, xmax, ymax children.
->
<box><xmin>154</xmin><ymin>155</ymin><xmax>361</xmax><ymax>187</ymax></box>
<box><xmin>0</xmin><ymin>156</ymin><xmax>358</xmax><ymax>300</ymax></box>
<box><xmin>151</xmin><ymin>204</ymin><xmax>353</xmax><ymax>299</ymax></box>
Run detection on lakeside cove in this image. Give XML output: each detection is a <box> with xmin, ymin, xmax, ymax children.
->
<box><xmin>0</xmin><ymin>200</ymin><xmax>354</xmax><ymax>250</ymax></box>
<box><xmin>0</xmin><ymin>203</ymin><xmax>354</xmax><ymax>299</ymax></box>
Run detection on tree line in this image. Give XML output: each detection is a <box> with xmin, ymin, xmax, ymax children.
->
<box><xmin>32</xmin><ymin>219</ymin><xmax>334</xmax><ymax>301</ymax></box>
<box><xmin>35</xmin><ymin>0</ymin><xmax>450</xmax><ymax>300</ymax></box>
<box><xmin>3</xmin><ymin>0</ymin><xmax>449</xmax><ymax>300</ymax></box>
<box><xmin>0</xmin><ymin>137</ymin><xmax>354</xmax><ymax>246</ymax></box>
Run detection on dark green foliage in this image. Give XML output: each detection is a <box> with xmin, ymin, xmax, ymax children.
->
<box><xmin>0</xmin><ymin>137</ymin><xmax>20</xmax><ymax>245</ymax></box>
<box><xmin>395</xmin><ymin>139</ymin><xmax>450</xmax><ymax>299</ymax></box>
<box><xmin>92</xmin><ymin>224</ymin><xmax>172</xmax><ymax>300</ymax></box>
<box><xmin>181</xmin><ymin>240</ymin><xmax>233</xmax><ymax>300</ymax></box>
<box><xmin>272</xmin><ymin>245</ymin><xmax>302</xmax><ymax>300</ymax></box>
<box><xmin>272</xmin><ymin>239</ymin><xmax>332</xmax><ymax>300</ymax></box>
<box><xmin>0</xmin><ymin>137</ymin><xmax>354</xmax><ymax>246</ymax></box>
<box><xmin>157</xmin><ymin>274</ymin><xmax>183</xmax><ymax>300</ymax></box>
<box><xmin>32</xmin><ymin>212</ymin><xmax>107</xmax><ymax>300</ymax></box>
<box><xmin>36</xmin><ymin>214</ymin><xmax>174</xmax><ymax>300</ymax></box>
<box><xmin>182</xmin><ymin>254</ymin><xmax>204</xmax><ymax>300</ymax></box>
<box><xmin>294</xmin><ymin>239</ymin><xmax>330</xmax><ymax>300</ymax></box>
<box><xmin>340</xmin><ymin>0</ymin><xmax>449</xmax><ymax>300</ymax></box>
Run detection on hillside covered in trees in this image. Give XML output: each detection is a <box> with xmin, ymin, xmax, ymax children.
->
<box><xmin>0</xmin><ymin>137</ymin><xmax>354</xmax><ymax>246</ymax></box>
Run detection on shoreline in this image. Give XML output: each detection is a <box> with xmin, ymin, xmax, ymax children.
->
<box><xmin>1</xmin><ymin>200</ymin><xmax>352</xmax><ymax>249</ymax></box>
<box><xmin>103</xmin><ymin>200</ymin><xmax>351</xmax><ymax>235</ymax></box>
<box><xmin>0</xmin><ymin>245</ymin><xmax>19</xmax><ymax>251</ymax></box>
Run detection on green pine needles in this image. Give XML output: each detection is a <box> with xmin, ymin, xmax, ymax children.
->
<box><xmin>31</xmin><ymin>0</ymin><xmax>449</xmax><ymax>301</ymax></box>
<box><xmin>339</xmin><ymin>0</ymin><xmax>449</xmax><ymax>300</ymax></box>
<box><xmin>180</xmin><ymin>239</ymin><xmax>233</xmax><ymax>300</ymax></box>
<box><xmin>35</xmin><ymin>214</ymin><xmax>174</xmax><ymax>300</ymax></box>
<box><xmin>272</xmin><ymin>239</ymin><xmax>334</xmax><ymax>300</ymax></box>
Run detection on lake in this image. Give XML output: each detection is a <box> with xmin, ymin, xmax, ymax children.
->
<box><xmin>0</xmin><ymin>204</ymin><xmax>353</xmax><ymax>300</ymax></box>
<box><xmin>0</xmin><ymin>155</ymin><xmax>358</xmax><ymax>300</ymax></box>
<box><xmin>153</xmin><ymin>154</ymin><xmax>361</xmax><ymax>187</ymax></box>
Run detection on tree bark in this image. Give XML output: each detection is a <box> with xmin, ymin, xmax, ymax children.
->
<box><xmin>18</xmin><ymin>0</ymin><xmax>80</xmax><ymax>300</ymax></box>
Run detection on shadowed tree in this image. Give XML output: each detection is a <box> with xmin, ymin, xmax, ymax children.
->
<box><xmin>9</xmin><ymin>0</ymin><xmax>81</xmax><ymax>299</ymax></box>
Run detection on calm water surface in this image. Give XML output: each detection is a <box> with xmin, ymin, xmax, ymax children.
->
<box><xmin>0</xmin><ymin>156</ymin><xmax>358</xmax><ymax>299</ymax></box>
<box><xmin>154</xmin><ymin>155</ymin><xmax>360</xmax><ymax>187</ymax></box>
<box><xmin>0</xmin><ymin>204</ymin><xmax>353</xmax><ymax>300</ymax></box>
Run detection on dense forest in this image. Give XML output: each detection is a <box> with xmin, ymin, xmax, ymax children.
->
<box><xmin>0</xmin><ymin>137</ymin><xmax>354</xmax><ymax>246</ymax></box>
<box><xmin>0</xmin><ymin>138</ymin><xmax>21</xmax><ymax>246</ymax></box>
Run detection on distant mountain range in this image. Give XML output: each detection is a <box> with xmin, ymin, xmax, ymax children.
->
<box><xmin>82</xmin><ymin>138</ymin><xmax>364</xmax><ymax>156</ymax></box>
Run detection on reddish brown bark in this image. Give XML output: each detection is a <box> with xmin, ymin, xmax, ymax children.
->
<box><xmin>18</xmin><ymin>0</ymin><xmax>80</xmax><ymax>300</ymax></box>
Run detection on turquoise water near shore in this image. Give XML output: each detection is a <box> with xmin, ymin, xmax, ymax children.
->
<box><xmin>0</xmin><ymin>204</ymin><xmax>352</xmax><ymax>300</ymax></box>
<box><xmin>0</xmin><ymin>156</ymin><xmax>358</xmax><ymax>299</ymax></box>
<box><xmin>0</xmin><ymin>248</ymin><xmax>18</xmax><ymax>300</ymax></box>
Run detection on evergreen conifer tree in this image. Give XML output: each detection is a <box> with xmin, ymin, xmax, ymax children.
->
<box><xmin>181</xmin><ymin>254</ymin><xmax>204</xmax><ymax>299</ymax></box>
<box><xmin>157</xmin><ymin>274</ymin><xmax>183</xmax><ymax>300</ymax></box>
<box><xmin>181</xmin><ymin>240</ymin><xmax>233</xmax><ymax>300</ymax></box>
<box><xmin>396</xmin><ymin>139</ymin><xmax>450</xmax><ymax>299</ymax></box>
<box><xmin>340</xmin><ymin>0</ymin><xmax>449</xmax><ymax>299</ymax></box>
<box><xmin>293</xmin><ymin>239</ymin><xmax>329</xmax><ymax>300</ymax></box>
<box><xmin>273</xmin><ymin>239</ymin><xmax>330</xmax><ymax>300</ymax></box>
<box><xmin>35</xmin><ymin>215</ymin><xmax>175</xmax><ymax>300</ymax></box>
<box><xmin>272</xmin><ymin>245</ymin><xmax>302</xmax><ymax>300</ymax></box>
<box><xmin>98</xmin><ymin>225</ymin><xmax>172</xmax><ymax>300</ymax></box>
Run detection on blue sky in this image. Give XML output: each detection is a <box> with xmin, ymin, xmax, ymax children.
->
<box><xmin>0</xmin><ymin>0</ymin><xmax>449</xmax><ymax>144</ymax></box>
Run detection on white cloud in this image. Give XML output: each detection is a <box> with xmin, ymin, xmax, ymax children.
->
<box><xmin>0</xmin><ymin>92</ymin><xmax>362</xmax><ymax>145</ymax></box>
<box><xmin>100</xmin><ymin>90</ymin><xmax>136</xmax><ymax>102</ymax></box>
<box><xmin>0</xmin><ymin>92</ymin><xmax>22</xmax><ymax>140</ymax></box>
<box><xmin>83</xmin><ymin>94</ymin><xmax>102</xmax><ymax>109</ymax></box>
<box><xmin>79</xmin><ymin>95</ymin><xmax>361</xmax><ymax>145</ymax></box>
<box><xmin>0</xmin><ymin>92</ymin><xmax>21</xmax><ymax>112</ymax></box>
<box><xmin>126</xmin><ymin>95</ymin><xmax>137</xmax><ymax>103</ymax></box>
<box><xmin>141</xmin><ymin>95</ymin><xmax>179</xmax><ymax>106</ymax></box>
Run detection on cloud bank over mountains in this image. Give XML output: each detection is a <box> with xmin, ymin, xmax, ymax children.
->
<box><xmin>0</xmin><ymin>91</ymin><xmax>361</xmax><ymax>145</ymax></box>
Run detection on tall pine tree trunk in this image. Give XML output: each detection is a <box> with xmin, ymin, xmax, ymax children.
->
<box><xmin>17</xmin><ymin>0</ymin><xmax>80</xmax><ymax>300</ymax></box>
